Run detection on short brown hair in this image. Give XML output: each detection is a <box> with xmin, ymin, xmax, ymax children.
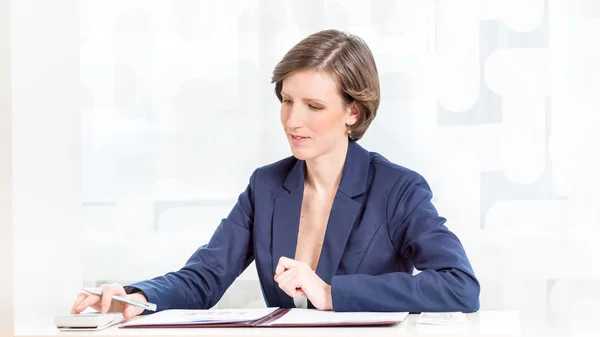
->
<box><xmin>271</xmin><ymin>29</ymin><xmax>380</xmax><ymax>141</ymax></box>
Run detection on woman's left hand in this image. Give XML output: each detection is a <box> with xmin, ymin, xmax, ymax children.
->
<box><xmin>274</xmin><ymin>257</ymin><xmax>333</xmax><ymax>311</ymax></box>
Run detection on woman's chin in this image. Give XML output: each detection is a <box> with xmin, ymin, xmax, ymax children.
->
<box><xmin>289</xmin><ymin>146</ymin><xmax>313</xmax><ymax>161</ymax></box>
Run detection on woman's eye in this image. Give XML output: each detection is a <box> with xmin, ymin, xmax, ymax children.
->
<box><xmin>282</xmin><ymin>99</ymin><xmax>292</xmax><ymax>104</ymax></box>
<box><xmin>308</xmin><ymin>104</ymin><xmax>322</xmax><ymax>110</ymax></box>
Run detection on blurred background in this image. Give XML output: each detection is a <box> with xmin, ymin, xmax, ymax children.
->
<box><xmin>79</xmin><ymin>0</ymin><xmax>600</xmax><ymax>327</ymax></box>
<box><xmin>4</xmin><ymin>0</ymin><xmax>600</xmax><ymax>336</ymax></box>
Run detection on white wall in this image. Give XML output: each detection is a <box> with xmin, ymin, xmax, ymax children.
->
<box><xmin>0</xmin><ymin>0</ymin><xmax>14</xmax><ymax>334</ymax></box>
<box><xmin>10</xmin><ymin>0</ymin><xmax>82</xmax><ymax>333</ymax></box>
<box><xmin>76</xmin><ymin>2</ymin><xmax>600</xmax><ymax>332</ymax></box>
<box><xmin>4</xmin><ymin>1</ymin><xmax>600</xmax><ymax>335</ymax></box>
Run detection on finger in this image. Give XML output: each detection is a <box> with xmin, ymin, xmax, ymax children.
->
<box><xmin>74</xmin><ymin>294</ymin><xmax>100</xmax><ymax>313</ymax></box>
<box><xmin>284</xmin><ymin>276</ymin><xmax>303</xmax><ymax>297</ymax></box>
<box><xmin>279</xmin><ymin>271</ymin><xmax>302</xmax><ymax>297</ymax></box>
<box><xmin>279</xmin><ymin>281</ymin><xmax>296</xmax><ymax>298</ymax></box>
<box><xmin>274</xmin><ymin>256</ymin><xmax>288</xmax><ymax>276</ymax></box>
<box><xmin>293</xmin><ymin>288</ymin><xmax>306</xmax><ymax>297</ymax></box>
<box><xmin>123</xmin><ymin>306</ymin><xmax>139</xmax><ymax>321</ymax></box>
<box><xmin>275</xmin><ymin>256</ymin><xmax>297</xmax><ymax>276</ymax></box>
<box><xmin>287</xmin><ymin>272</ymin><xmax>311</xmax><ymax>298</ymax></box>
<box><xmin>274</xmin><ymin>267</ymin><xmax>291</xmax><ymax>282</ymax></box>
<box><xmin>276</xmin><ymin>269</ymin><xmax>295</xmax><ymax>289</ymax></box>
<box><xmin>71</xmin><ymin>293</ymin><xmax>88</xmax><ymax>314</ymax></box>
<box><xmin>99</xmin><ymin>284</ymin><xmax>118</xmax><ymax>314</ymax></box>
<box><xmin>111</xmin><ymin>284</ymin><xmax>127</xmax><ymax>296</ymax></box>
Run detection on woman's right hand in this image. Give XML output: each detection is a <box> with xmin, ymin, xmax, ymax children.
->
<box><xmin>71</xmin><ymin>283</ymin><xmax>146</xmax><ymax>320</ymax></box>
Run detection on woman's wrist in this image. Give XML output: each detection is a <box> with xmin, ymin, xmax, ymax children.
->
<box><xmin>324</xmin><ymin>284</ymin><xmax>333</xmax><ymax>311</ymax></box>
<box><xmin>128</xmin><ymin>291</ymin><xmax>148</xmax><ymax>303</ymax></box>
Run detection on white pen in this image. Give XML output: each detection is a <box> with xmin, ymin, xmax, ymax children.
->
<box><xmin>82</xmin><ymin>287</ymin><xmax>157</xmax><ymax>312</ymax></box>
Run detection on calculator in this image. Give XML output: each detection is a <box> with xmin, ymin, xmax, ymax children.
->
<box><xmin>54</xmin><ymin>312</ymin><xmax>125</xmax><ymax>330</ymax></box>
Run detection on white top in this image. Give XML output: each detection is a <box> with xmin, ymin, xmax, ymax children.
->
<box><xmin>293</xmin><ymin>295</ymin><xmax>308</xmax><ymax>309</ymax></box>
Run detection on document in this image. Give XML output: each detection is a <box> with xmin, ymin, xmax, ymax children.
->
<box><xmin>123</xmin><ymin>308</ymin><xmax>279</xmax><ymax>327</ymax></box>
<box><xmin>263</xmin><ymin>308</ymin><xmax>409</xmax><ymax>326</ymax></box>
<box><xmin>416</xmin><ymin>312</ymin><xmax>470</xmax><ymax>325</ymax></box>
<box><xmin>122</xmin><ymin>308</ymin><xmax>409</xmax><ymax>328</ymax></box>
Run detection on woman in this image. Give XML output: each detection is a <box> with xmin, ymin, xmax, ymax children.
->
<box><xmin>72</xmin><ymin>29</ymin><xmax>480</xmax><ymax>320</ymax></box>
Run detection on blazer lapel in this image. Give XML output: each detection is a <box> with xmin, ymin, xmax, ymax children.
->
<box><xmin>315</xmin><ymin>141</ymin><xmax>371</xmax><ymax>285</ymax></box>
<box><xmin>314</xmin><ymin>192</ymin><xmax>361</xmax><ymax>285</ymax></box>
<box><xmin>271</xmin><ymin>160</ymin><xmax>305</xmax><ymax>307</ymax></box>
<box><xmin>270</xmin><ymin>142</ymin><xmax>371</xmax><ymax>307</ymax></box>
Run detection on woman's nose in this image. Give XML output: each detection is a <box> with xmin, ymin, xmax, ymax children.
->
<box><xmin>285</xmin><ymin>104</ymin><xmax>306</xmax><ymax>129</ymax></box>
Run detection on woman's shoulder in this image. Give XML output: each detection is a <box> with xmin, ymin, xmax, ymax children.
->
<box><xmin>366</xmin><ymin>151</ymin><xmax>435</xmax><ymax>216</ymax></box>
<box><xmin>249</xmin><ymin>155</ymin><xmax>299</xmax><ymax>187</ymax></box>
<box><xmin>367</xmin><ymin>150</ymin><xmax>428</xmax><ymax>188</ymax></box>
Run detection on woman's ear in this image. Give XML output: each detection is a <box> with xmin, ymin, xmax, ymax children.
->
<box><xmin>346</xmin><ymin>102</ymin><xmax>360</xmax><ymax>126</ymax></box>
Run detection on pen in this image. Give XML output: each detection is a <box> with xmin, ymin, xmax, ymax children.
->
<box><xmin>82</xmin><ymin>287</ymin><xmax>157</xmax><ymax>312</ymax></box>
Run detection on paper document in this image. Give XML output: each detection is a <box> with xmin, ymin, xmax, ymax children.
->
<box><xmin>123</xmin><ymin>308</ymin><xmax>279</xmax><ymax>327</ymax></box>
<box><xmin>416</xmin><ymin>312</ymin><xmax>470</xmax><ymax>325</ymax></box>
<box><xmin>264</xmin><ymin>308</ymin><xmax>409</xmax><ymax>326</ymax></box>
<box><xmin>122</xmin><ymin>307</ymin><xmax>408</xmax><ymax>328</ymax></box>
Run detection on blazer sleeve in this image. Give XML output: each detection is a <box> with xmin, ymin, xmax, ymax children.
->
<box><xmin>124</xmin><ymin>169</ymin><xmax>258</xmax><ymax>312</ymax></box>
<box><xmin>331</xmin><ymin>173</ymin><xmax>480</xmax><ymax>313</ymax></box>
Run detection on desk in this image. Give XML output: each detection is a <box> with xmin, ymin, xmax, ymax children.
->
<box><xmin>19</xmin><ymin>311</ymin><xmax>522</xmax><ymax>337</ymax></box>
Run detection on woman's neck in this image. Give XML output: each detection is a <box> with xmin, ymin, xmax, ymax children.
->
<box><xmin>304</xmin><ymin>140</ymin><xmax>349</xmax><ymax>195</ymax></box>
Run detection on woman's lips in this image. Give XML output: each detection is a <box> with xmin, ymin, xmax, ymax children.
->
<box><xmin>290</xmin><ymin>134</ymin><xmax>309</xmax><ymax>144</ymax></box>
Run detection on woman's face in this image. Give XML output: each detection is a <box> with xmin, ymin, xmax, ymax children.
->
<box><xmin>280</xmin><ymin>70</ymin><xmax>358</xmax><ymax>161</ymax></box>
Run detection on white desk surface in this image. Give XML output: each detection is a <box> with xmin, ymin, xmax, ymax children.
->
<box><xmin>20</xmin><ymin>311</ymin><xmax>522</xmax><ymax>337</ymax></box>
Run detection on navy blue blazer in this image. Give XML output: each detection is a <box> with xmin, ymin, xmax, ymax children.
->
<box><xmin>126</xmin><ymin>141</ymin><xmax>480</xmax><ymax>313</ymax></box>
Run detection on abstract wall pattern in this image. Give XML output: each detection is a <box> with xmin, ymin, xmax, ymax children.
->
<box><xmin>80</xmin><ymin>1</ymin><xmax>600</xmax><ymax>333</ymax></box>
